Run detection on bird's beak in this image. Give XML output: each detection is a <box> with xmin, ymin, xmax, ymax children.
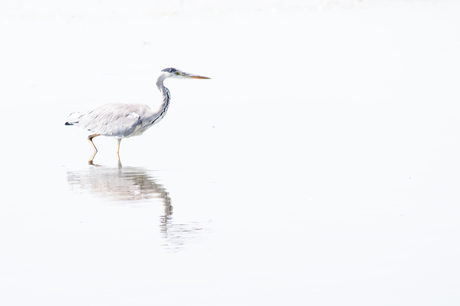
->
<box><xmin>183</xmin><ymin>72</ymin><xmax>211</xmax><ymax>79</ymax></box>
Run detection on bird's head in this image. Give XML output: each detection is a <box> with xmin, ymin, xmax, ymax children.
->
<box><xmin>161</xmin><ymin>67</ymin><xmax>210</xmax><ymax>80</ymax></box>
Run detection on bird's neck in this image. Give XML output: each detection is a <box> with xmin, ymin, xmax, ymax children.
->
<box><xmin>156</xmin><ymin>74</ymin><xmax>171</xmax><ymax>107</ymax></box>
<box><xmin>151</xmin><ymin>74</ymin><xmax>171</xmax><ymax>124</ymax></box>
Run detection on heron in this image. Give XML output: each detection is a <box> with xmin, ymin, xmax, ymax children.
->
<box><xmin>65</xmin><ymin>67</ymin><xmax>210</xmax><ymax>164</ymax></box>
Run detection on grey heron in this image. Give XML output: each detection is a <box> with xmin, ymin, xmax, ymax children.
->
<box><xmin>65</xmin><ymin>67</ymin><xmax>210</xmax><ymax>164</ymax></box>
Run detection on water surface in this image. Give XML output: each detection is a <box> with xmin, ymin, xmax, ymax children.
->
<box><xmin>1</xmin><ymin>2</ymin><xmax>460</xmax><ymax>305</ymax></box>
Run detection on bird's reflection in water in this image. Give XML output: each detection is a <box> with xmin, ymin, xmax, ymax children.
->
<box><xmin>66</xmin><ymin>166</ymin><xmax>206</xmax><ymax>251</ymax></box>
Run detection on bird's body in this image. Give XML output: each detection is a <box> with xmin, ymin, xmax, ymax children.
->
<box><xmin>65</xmin><ymin>67</ymin><xmax>209</xmax><ymax>164</ymax></box>
<box><xmin>66</xmin><ymin>102</ymin><xmax>164</xmax><ymax>138</ymax></box>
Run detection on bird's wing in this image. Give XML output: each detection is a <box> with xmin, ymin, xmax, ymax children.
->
<box><xmin>76</xmin><ymin>103</ymin><xmax>150</xmax><ymax>137</ymax></box>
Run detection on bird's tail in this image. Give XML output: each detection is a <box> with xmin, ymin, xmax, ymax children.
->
<box><xmin>65</xmin><ymin>112</ymin><xmax>82</xmax><ymax>126</ymax></box>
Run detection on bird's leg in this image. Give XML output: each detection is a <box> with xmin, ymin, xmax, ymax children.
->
<box><xmin>116</xmin><ymin>138</ymin><xmax>122</xmax><ymax>168</ymax></box>
<box><xmin>88</xmin><ymin>134</ymin><xmax>100</xmax><ymax>152</ymax></box>
<box><xmin>117</xmin><ymin>138</ymin><xmax>122</xmax><ymax>154</ymax></box>
<box><xmin>88</xmin><ymin>134</ymin><xmax>100</xmax><ymax>164</ymax></box>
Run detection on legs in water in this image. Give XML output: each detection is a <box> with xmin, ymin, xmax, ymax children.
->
<box><xmin>87</xmin><ymin>135</ymin><xmax>122</xmax><ymax>166</ymax></box>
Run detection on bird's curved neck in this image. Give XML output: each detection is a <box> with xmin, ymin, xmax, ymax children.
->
<box><xmin>156</xmin><ymin>77</ymin><xmax>170</xmax><ymax>105</ymax></box>
<box><xmin>151</xmin><ymin>74</ymin><xmax>171</xmax><ymax>124</ymax></box>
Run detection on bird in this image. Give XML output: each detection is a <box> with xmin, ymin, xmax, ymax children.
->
<box><xmin>65</xmin><ymin>67</ymin><xmax>210</xmax><ymax>164</ymax></box>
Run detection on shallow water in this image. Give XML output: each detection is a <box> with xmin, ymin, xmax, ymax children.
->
<box><xmin>1</xmin><ymin>1</ymin><xmax>460</xmax><ymax>305</ymax></box>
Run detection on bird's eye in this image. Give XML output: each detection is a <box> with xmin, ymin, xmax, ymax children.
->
<box><xmin>175</xmin><ymin>72</ymin><xmax>180</xmax><ymax>75</ymax></box>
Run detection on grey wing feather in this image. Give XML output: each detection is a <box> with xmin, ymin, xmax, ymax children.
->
<box><xmin>73</xmin><ymin>103</ymin><xmax>151</xmax><ymax>138</ymax></box>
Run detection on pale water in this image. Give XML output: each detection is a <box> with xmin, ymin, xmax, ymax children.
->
<box><xmin>1</xmin><ymin>1</ymin><xmax>460</xmax><ymax>305</ymax></box>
